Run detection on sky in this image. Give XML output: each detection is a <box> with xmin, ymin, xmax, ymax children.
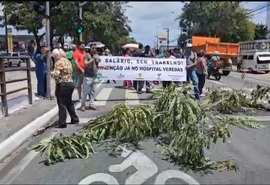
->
<box><xmin>125</xmin><ymin>1</ymin><xmax>268</xmax><ymax>47</ymax></box>
<box><xmin>0</xmin><ymin>1</ymin><xmax>268</xmax><ymax>47</ymax></box>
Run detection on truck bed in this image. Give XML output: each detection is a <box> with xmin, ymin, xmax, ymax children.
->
<box><xmin>193</xmin><ymin>42</ymin><xmax>239</xmax><ymax>57</ymax></box>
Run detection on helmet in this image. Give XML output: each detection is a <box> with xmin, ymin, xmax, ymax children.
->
<box><xmin>213</xmin><ymin>51</ymin><xmax>219</xmax><ymax>55</ymax></box>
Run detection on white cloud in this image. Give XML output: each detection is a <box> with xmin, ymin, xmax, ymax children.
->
<box><xmin>125</xmin><ymin>2</ymin><xmax>184</xmax><ymax>47</ymax></box>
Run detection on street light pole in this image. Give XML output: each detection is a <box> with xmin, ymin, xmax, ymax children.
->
<box><xmin>45</xmin><ymin>1</ymin><xmax>51</xmax><ymax>99</ymax></box>
<box><xmin>79</xmin><ymin>5</ymin><xmax>82</xmax><ymax>42</ymax></box>
<box><xmin>164</xmin><ymin>28</ymin><xmax>169</xmax><ymax>50</ymax></box>
<box><xmin>4</xmin><ymin>11</ymin><xmax>8</xmax><ymax>54</ymax></box>
<box><xmin>155</xmin><ymin>35</ymin><xmax>159</xmax><ymax>49</ymax></box>
<box><xmin>79</xmin><ymin>2</ymin><xmax>87</xmax><ymax>42</ymax></box>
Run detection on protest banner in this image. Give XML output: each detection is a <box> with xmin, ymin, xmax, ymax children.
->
<box><xmin>96</xmin><ymin>56</ymin><xmax>186</xmax><ymax>81</ymax></box>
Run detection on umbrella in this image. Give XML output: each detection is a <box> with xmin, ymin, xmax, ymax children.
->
<box><xmin>87</xmin><ymin>41</ymin><xmax>105</xmax><ymax>48</ymax></box>
<box><xmin>122</xmin><ymin>43</ymin><xmax>139</xmax><ymax>49</ymax></box>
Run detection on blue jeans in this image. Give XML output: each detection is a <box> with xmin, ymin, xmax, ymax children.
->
<box><xmin>187</xmin><ymin>69</ymin><xmax>200</xmax><ymax>100</ymax></box>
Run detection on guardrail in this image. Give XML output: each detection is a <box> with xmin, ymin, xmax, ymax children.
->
<box><xmin>0</xmin><ymin>56</ymin><xmax>33</xmax><ymax>116</ymax></box>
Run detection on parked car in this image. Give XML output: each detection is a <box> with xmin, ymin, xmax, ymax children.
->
<box><xmin>2</xmin><ymin>52</ymin><xmax>24</xmax><ymax>67</ymax></box>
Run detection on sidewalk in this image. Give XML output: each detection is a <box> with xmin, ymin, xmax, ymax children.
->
<box><xmin>0</xmin><ymin>80</ymin><xmax>103</xmax><ymax>162</ymax></box>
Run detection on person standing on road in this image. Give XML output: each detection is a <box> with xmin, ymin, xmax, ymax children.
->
<box><xmin>67</xmin><ymin>45</ymin><xmax>77</xmax><ymax>85</ymax></box>
<box><xmin>105</xmin><ymin>49</ymin><xmax>116</xmax><ymax>84</ymax></box>
<box><xmin>73</xmin><ymin>42</ymin><xmax>86</xmax><ymax>101</ymax></box>
<box><xmin>162</xmin><ymin>50</ymin><xmax>175</xmax><ymax>89</ymax></box>
<box><xmin>123</xmin><ymin>48</ymin><xmax>133</xmax><ymax>89</ymax></box>
<box><xmin>50</xmin><ymin>48</ymin><xmax>79</xmax><ymax>128</ymax></box>
<box><xmin>80</xmin><ymin>45</ymin><xmax>99</xmax><ymax>112</ymax></box>
<box><xmin>34</xmin><ymin>46</ymin><xmax>49</xmax><ymax>98</ymax></box>
<box><xmin>28</xmin><ymin>40</ymin><xmax>36</xmax><ymax>60</ymax></box>
<box><xmin>196</xmin><ymin>50</ymin><xmax>208</xmax><ymax>97</ymax></box>
<box><xmin>132</xmin><ymin>44</ymin><xmax>151</xmax><ymax>94</ymax></box>
<box><xmin>185</xmin><ymin>43</ymin><xmax>200</xmax><ymax>100</ymax></box>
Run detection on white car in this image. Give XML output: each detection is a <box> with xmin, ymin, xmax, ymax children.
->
<box><xmin>2</xmin><ymin>52</ymin><xmax>24</xmax><ymax>67</ymax></box>
<box><xmin>1</xmin><ymin>52</ymin><xmax>35</xmax><ymax>68</ymax></box>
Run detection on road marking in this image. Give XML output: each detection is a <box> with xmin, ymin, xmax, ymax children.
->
<box><xmin>109</xmin><ymin>149</ymin><xmax>158</xmax><ymax>184</ymax></box>
<box><xmin>94</xmin><ymin>88</ymin><xmax>113</xmax><ymax>106</ymax></box>
<box><xmin>155</xmin><ymin>170</ymin><xmax>200</xmax><ymax>185</ymax></box>
<box><xmin>0</xmin><ymin>131</ymin><xmax>58</xmax><ymax>184</ymax></box>
<box><xmin>125</xmin><ymin>89</ymin><xmax>140</xmax><ymax>106</ymax></box>
<box><xmin>79</xmin><ymin>146</ymin><xmax>200</xmax><ymax>185</ymax></box>
<box><xmin>79</xmin><ymin>173</ymin><xmax>119</xmax><ymax>185</ymax></box>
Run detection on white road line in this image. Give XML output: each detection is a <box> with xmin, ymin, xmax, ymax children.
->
<box><xmin>94</xmin><ymin>88</ymin><xmax>113</xmax><ymax>106</ymax></box>
<box><xmin>0</xmin><ymin>131</ymin><xmax>58</xmax><ymax>184</ymax></box>
<box><xmin>125</xmin><ymin>89</ymin><xmax>140</xmax><ymax>106</ymax></box>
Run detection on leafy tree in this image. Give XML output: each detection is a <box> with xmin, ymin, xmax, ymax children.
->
<box><xmin>0</xmin><ymin>1</ymin><xmax>132</xmax><ymax>52</ymax></box>
<box><xmin>255</xmin><ymin>23</ymin><xmax>269</xmax><ymax>40</ymax></box>
<box><xmin>0</xmin><ymin>1</ymin><xmax>45</xmax><ymax>48</ymax></box>
<box><xmin>178</xmin><ymin>2</ymin><xmax>255</xmax><ymax>42</ymax></box>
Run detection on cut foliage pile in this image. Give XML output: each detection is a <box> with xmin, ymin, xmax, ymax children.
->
<box><xmin>31</xmin><ymin>85</ymin><xmax>265</xmax><ymax>170</ymax></box>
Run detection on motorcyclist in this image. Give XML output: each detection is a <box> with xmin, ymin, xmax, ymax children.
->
<box><xmin>207</xmin><ymin>51</ymin><xmax>220</xmax><ymax>75</ymax></box>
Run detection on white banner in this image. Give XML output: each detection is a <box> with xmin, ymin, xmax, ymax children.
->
<box><xmin>96</xmin><ymin>56</ymin><xmax>186</xmax><ymax>81</ymax></box>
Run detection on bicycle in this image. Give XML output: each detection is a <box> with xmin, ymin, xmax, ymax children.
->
<box><xmin>78</xmin><ymin>145</ymin><xmax>200</xmax><ymax>185</ymax></box>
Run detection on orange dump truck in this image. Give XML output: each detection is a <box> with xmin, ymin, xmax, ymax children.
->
<box><xmin>191</xmin><ymin>36</ymin><xmax>239</xmax><ymax>76</ymax></box>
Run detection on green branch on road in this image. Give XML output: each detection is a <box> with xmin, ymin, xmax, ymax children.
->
<box><xmin>31</xmin><ymin>85</ymin><xmax>267</xmax><ymax>170</ymax></box>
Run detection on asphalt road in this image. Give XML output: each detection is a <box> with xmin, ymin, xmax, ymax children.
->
<box><xmin>0</xmin><ymin>71</ymin><xmax>270</xmax><ymax>184</ymax></box>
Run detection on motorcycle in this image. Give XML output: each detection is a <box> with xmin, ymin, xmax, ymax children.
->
<box><xmin>207</xmin><ymin>66</ymin><xmax>222</xmax><ymax>81</ymax></box>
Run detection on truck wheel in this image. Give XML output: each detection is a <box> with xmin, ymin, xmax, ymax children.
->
<box><xmin>222</xmin><ymin>70</ymin><xmax>230</xmax><ymax>76</ymax></box>
<box><xmin>215</xmin><ymin>73</ymin><xmax>221</xmax><ymax>81</ymax></box>
<box><xmin>265</xmin><ymin>71</ymin><xmax>269</xmax><ymax>74</ymax></box>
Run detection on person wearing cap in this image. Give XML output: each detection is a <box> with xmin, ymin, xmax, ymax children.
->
<box><xmin>185</xmin><ymin>43</ymin><xmax>200</xmax><ymax>100</ymax></box>
<box><xmin>73</xmin><ymin>42</ymin><xmax>86</xmax><ymax>101</ymax></box>
<box><xmin>50</xmin><ymin>48</ymin><xmax>79</xmax><ymax>128</ymax></box>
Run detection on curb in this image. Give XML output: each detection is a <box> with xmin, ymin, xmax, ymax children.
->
<box><xmin>0</xmin><ymin>81</ymin><xmax>104</xmax><ymax>162</ymax></box>
<box><xmin>0</xmin><ymin>105</ymin><xmax>59</xmax><ymax>162</ymax></box>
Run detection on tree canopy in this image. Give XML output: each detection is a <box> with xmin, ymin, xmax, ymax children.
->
<box><xmin>0</xmin><ymin>1</ymin><xmax>134</xmax><ymax>52</ymax></box>
<box><xmin>178</xmin><ymin>2</ymin><xmax>256</xmax><ymax>43</ymax></box>
<box><xmin>255</xmin><ymin>23</ymin><xmax>269</xmax><ymax>40</ymax></box>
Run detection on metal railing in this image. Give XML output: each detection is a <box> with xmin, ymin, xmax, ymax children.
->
<box><xmin>0</xmin><ymin>56</ymin><xmax>33</xmax><ymax>116</ymax></box>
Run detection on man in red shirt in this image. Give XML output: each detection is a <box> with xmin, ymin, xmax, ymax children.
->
<box><xmin>73</xmin><ymin>42</ymin><xmax>86</xmax><ymax>100</ymax></box>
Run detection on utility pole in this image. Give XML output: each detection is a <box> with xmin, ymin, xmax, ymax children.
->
<box><xmin>45</xmin><ymin>1</ymin><xmax>51</xmax><ymax>99</ymax></box>
<box><xmin>4</xmin><ymin>12</ymin><xmax>8</xmax><ymax>54</ymax></box>
<box><xmin>79</xmin><ymin>5</ymin><xmax>82</xmax><ymax>42</ymax></box>
<box><xmin>155</xmin><ymin>35</ymin><xmax>159</xmax><ymax>49</ymax></box>
<box><xmin>164</xmin><ymin>28</ymin><xmax>169</xmax><ymax>50</ymax></box>
<box><xmin>78</xmin><ymin>2</ymin><xmax>86</xmax><ymax>42</ymax></box>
